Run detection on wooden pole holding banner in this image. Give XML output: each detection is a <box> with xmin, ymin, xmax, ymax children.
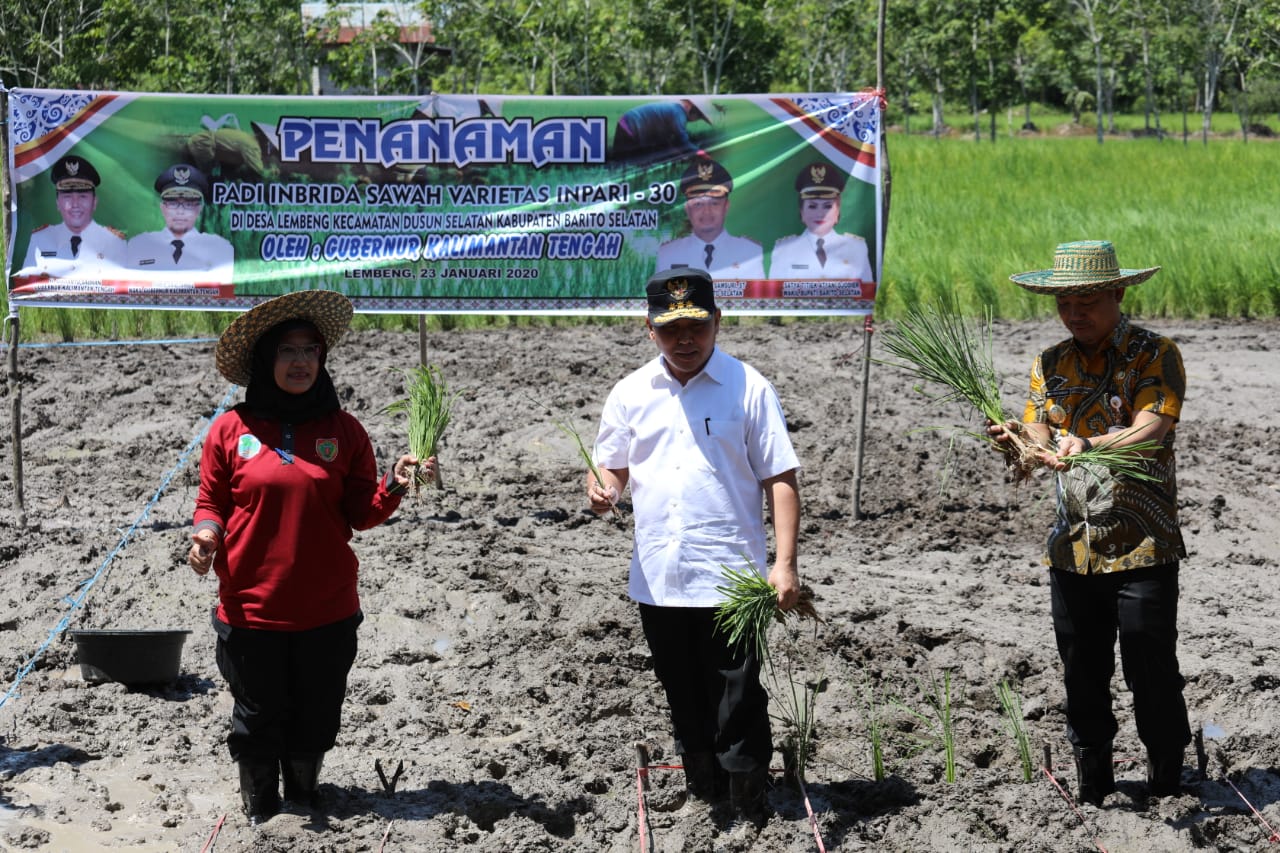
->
<box><xmin>5</xmin><ymin>311</ymin><xmax>24</xmax><ymax>528</ymax></box>
<box><xmin>853</xmin><ymin>0</ymin><xmax>891</xmax><ymax>521</ymax></box>
<box><xmin>2</xmin><ymin>84</ymin><xmax>27</xmax><ymax>527</ymax></box>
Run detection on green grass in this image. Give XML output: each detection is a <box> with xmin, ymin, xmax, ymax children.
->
<box><xmin>881</xmin><ymin>134</ymin><xmax>1280</xmax><ymax>320</ymax></box>
<box><xmin>890</xmin><ymin>100</ymin><xmax>1261</xmax><ymax>137</ymax></box>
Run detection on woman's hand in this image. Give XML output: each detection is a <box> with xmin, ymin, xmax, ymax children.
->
<box><xmin>188</xmin><ymin>530</ymin><xmax>219</xmax><ymax>576</ymax></box>
<box><xmin>393</xmin><ymin>454</ymin><xmax>435</xmax><ymax>490</ymax></box>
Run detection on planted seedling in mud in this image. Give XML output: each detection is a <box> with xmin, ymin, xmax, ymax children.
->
<box><xmin>855</xmin><ymin>666</ymin><xmax>891</xmax><ymax>782</ymax></box>
<box><xmin>715</xmin><ymin>561</ymin><xmax>822</xmax><ymax>786</ymax></box>
<box><xmin>892</xmin><ymin>668</ymin><xmax>959</xmax><ymax>783</ymax></box>
<box><xmin>996</xmin><ymin>678</ymin><xmax>1035</xmax><ymax>782</ymax></box>
<box><xmin>384</xmin><ymin>364</ymin><xmax>458</xmax><ymax>495</ymax></box>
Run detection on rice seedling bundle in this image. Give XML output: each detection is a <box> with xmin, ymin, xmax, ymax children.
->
<box><xmin>714</xmin><ymin>563</ymin><xmax>819</xmax><ymax>664</ymax></box>
<box><xmin>715</xmin><ymin>561</ymin><xmax>823</xmax><ymax>786</ymax></box>
<box><xmin>877</xmin><ymin>302</ymin><xmax>1160</xmax><ymax>482</ymax></box>
<box><xmin>384</xmin><ymin>363</ymin><xmax>457</xmax><ymax>494</ymax></box>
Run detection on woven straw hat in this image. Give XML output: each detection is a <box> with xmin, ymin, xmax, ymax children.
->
<box><xmin>215</xmin><ymin>290</ymin><xmax>353</xmax><ymax>385</ymax></box>
<box><xmin>684</xmin><ymin>97</ymin><xmax>721</xmax><ymax>124</ymax></box>
<box><xmin>1010</xmin><ymin>241</ymin><xmax>1160</xmax><ymax>295</ymax></box>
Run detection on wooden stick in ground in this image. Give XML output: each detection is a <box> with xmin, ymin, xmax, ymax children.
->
<box><xmin>634</xmin><ymin>742</ymin><xmax>655</xmax><ymax>853</ymax></box>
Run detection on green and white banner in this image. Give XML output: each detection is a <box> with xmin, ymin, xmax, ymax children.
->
<box><xmin>6</xmin><ymin>89</ymin><xmax>882</xmax><ymax>316</ymax></box>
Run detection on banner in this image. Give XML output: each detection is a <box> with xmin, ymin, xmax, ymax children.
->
<box><xmin>5</xmin><ymin>89</ymin><xmax>882</xmax><ymax>315</ymax></box>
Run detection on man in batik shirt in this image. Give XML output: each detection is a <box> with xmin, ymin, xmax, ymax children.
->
<box><xmin>991</xmin><ymin>240</ymin><xmax>1190</xmax><ymax>808</ymax></box>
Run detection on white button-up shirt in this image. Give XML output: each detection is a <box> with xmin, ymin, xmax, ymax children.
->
<box><xmin>768</xmin><ymin>230</ymin><xmax>872</xmax><ymax>281</ymax></box>
<box><xmin>127</xmin><ymin>228</ymin><xmax>234</xmax><ymax>279</ymax></box>
<box><xmin>656</xmin><ymin>231</ymin><xmax>765</xmax><ymax>281</ymax></box>
<box><xmin>594</xmin><ymin>347</ymin><xmax>800</xmax><ymax>607</ymax></box>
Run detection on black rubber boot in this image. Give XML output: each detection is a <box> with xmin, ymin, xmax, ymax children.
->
<box><xmin>1073</xmin><ymin>744</ymin><xmax>1116</xmax><ymax>807</ymax></box>
<box><xmin>1147</xmin><ymin>747</ymin><xmax>1184</xmax><ymax>797</ymax></box>
<box><xmin>682</xmin><ymin>751</ymin><xmax>722</xmax><ymax>804</ymax></box>
<box><xmin>728</xmin><ymin>767</ymin><xmax>770</xmax><ymax>826</ymax></box>
<box><xmin>238</xmin><ymin>758</ymin><xmax>281</xmax><ymax>826</ymax></box>
<box><xmin>281</xmin><ymin>753</ymin><xmax>324</xmax><ymax>810</ymax></box>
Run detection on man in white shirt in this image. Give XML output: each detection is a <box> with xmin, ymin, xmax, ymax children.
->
<box><xmin>587</xmin><ymin>268</ymin><xmax>801</xmax><ymax>826</ymax></box>
<box><xmin>656</xmin><ymin>157</ymin><xmax>764</xmax><ymax>282</ymax></box>
<box><xmin>127</xmin><ymin>163</ymin><xmax>234</xmax><ymax>282</ymax></box>
<box><xmin>768</xmin><ymin>161</ymin><xmax>873</xmax><ymax>282</ymax></box>
<box><xmin>21</xmin><ymin>155</ymin><xmax>127</xmax><ymax>278</ymax></box>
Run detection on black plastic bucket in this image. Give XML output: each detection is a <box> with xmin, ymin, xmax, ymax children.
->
<box><xmin>70</xmin><ymin>629</ymin><xmax>192</xmax><ymax>685</ymax></box>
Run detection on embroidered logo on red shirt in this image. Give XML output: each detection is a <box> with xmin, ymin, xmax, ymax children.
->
<box><xmin>315</xmin><ymin>438</ymin><xmax>339</xmax><ymax>461</ymax></box>
<box><xmin>237</xmin><ymin>434</ymin><xmax>262</xmax><ymax>459</ymax></box>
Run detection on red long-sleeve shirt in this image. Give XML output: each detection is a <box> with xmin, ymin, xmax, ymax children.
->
<box><xmin>193</xmin><ymin>406</ymin><xmax>402</xmax><ymax>630</ymax></box>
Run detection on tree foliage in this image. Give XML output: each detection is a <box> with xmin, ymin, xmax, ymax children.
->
<box><xmin>2</xmin><ymin>0</ymin><xmax>1277</xmax><ymax>137</ymax></box>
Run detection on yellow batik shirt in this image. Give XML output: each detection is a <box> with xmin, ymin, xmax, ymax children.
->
<box><xmin>1023</xmin><ymin>316</ymin><xmax>1187</xmax><ymax>575</ymax></box>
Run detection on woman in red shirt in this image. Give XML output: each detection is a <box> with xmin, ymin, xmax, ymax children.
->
<box><xmin>188</xmin><ymin>289</ymin><xmax>432</xmax><ymax>826</ymax></box>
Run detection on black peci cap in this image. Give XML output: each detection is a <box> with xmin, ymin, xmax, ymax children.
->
<box><xmin>50</xmin><ymin>155</ymin><xmax>100</xmax><ymax>191</ymax></box>
<box><xmin>646</xmin><ymin>268</ymin><xmax>717</xmax><ymax>326</ymax></box>
<box><xmin>679</xmin><ymin>157</ymin><xmax>733</xmax><ymax>199</ymax></box>
<box><xmin>794</xmin><ymin>161</ymin><xmax>847</xmax><ymax>199</ymax></box>
<box><xmin>154</xmin><ymin>164</ymin><xmax>210</xmax><ymax>201</ymax></box>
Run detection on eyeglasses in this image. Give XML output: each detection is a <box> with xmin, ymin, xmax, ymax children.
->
<box><xmin>162</xmin><ymin>198</ymin><xmax>202</xmax><ymax>210</ymax></box>
<box><xmin>276</xmin><ymin>343</ymin><xmax>322</xmax><ymax>361</ymax></box>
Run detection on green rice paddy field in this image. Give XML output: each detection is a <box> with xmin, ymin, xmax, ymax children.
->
<box><xmin>5</xmin><ymin>133</ymin><xmax>1277</xmax><ymax>340</ymax></box>
<box><xmin>880</xmin><ymin>133</ymin><xmax>1280</xmax><ymax>320</ymax></box>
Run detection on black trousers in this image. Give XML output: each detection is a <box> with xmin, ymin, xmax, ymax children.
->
<box><xmin>213</xmin><ymin>609</ymin><xmax>362</xmax><ymax>761</ymax></box>
<box><xmin>638</xmin><ymin>603</ymin><xmax>772</xmax><ymax>773</ymax></box>
<box><xmin>1050</xmin><ymin>564</ymin><xmax>1191</xmax><ymax>753</ymax></box>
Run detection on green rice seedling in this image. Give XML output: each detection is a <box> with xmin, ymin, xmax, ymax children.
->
<box><xmin>1068</xmin><ymin>426</ymin><xmax>1163</xmax><ymax>483</ymax></box>
<box><xmin>764</xmin><ymin>605</ymin><xmax>826</xmax><ymax>789</ymax></box>
<box><xmin>775</xmin><ymin>674</ymin><xmax>827</xmax><ymax>789</ymax></box>
<box><xmin>894</xmin><ymin>668</ymin><xmax>959</xmax><ymax>783</ymax></box>
<box><xmin>925</xmin><ymin>669</ymin><xmax>958</xmax><ymax>784</ymax></box>
<box><xmin>857</xmin><ymin>673</ymin><xmax>889</xmax><ymax>782</ymax></box>
<box><xmin>526</xmin><ymin>394</ymin><xmax>621</xmax><ymax>519</ymax></box>
<box><xmin>552</xmin><ymin>414</ymin><xmax>620</xmax><ymax>520</ymax></box>
<box><xmin>996</xmin><ymin>678</ymin><xmax>1034</xmax><ymax>782</ymax></box>
<box><xmin>384</xmin><ymin>364</ymin><xmax>457</xmax><ymax>494</ymax></box>
<box><xmin>716</xmin><ymin>560</ymin><xmax>823</xmax><ymax>787</ymax></box>
<box><xmin>714</xmin><ymin>561</ymin><xmax>818</xmax><ymax>665</ymax></box>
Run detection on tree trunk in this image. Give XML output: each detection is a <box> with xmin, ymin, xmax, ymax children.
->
<box><xmin>932</xmin><ymin>72</ymin><xmax>945</xmax><ymax>136</ymax></box>
<box><xmin>1235</xmin><ymin>70</ymin><xmax>1250</xmax><ymax>143</ymax></box>
<box><xmin>971</xmin><ymin>73</ymin><xmax>980</xmax><ymax>141</ymax></box>
<box><xmin>1093</xmin><ymin>40</ymin><xmax>1104</xmax><ymax>145</ymax></box>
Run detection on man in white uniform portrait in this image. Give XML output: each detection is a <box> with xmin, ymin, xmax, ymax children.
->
<box><xmin>21</xmin><ymin>155</ymin><xmax>127</xmax><ymax>278</ymax></box>
<box><xmin>127</xmin><ymin>163</ymin><xmax>234</xmax><ymax>282</ymax></box>
<box><xmin>656</xmin><ymin>156</ymin><xmax>764</xmax><ymax>282</ymax></box>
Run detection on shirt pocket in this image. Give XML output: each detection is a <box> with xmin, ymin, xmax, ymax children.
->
<box><xmin>698</xmin><ymin>418</ymin><xmax>746</xmax><ymax>470</ymax></box>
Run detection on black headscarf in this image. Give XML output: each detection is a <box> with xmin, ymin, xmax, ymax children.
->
<box><xmin>242</xmin><ymin>319</ymin><xmax>341</xmax><ymax>423</ymax></box>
